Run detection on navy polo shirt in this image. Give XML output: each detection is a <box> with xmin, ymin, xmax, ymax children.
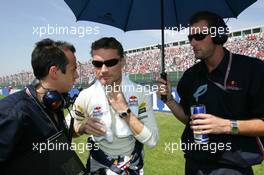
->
<box><xmin>177</xmin><ymin>48</ymin><xmax>264</xmax><ymax>167</ymax></box>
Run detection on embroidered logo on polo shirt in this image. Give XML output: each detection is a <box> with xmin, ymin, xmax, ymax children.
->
<box><xmin>93</xmin><ymin>105</ymin><xmax>103</xmax><ymax>117</ymax></box>
<box><xmin>193</xmin><ymin>84</ymin><xmax>208</xmax><ymax>102</ymax></box>
<box><xmin>138</xmin><ymin>102</ymin><xmax>147</xmax><ymax>114</ymax></box>
<box><xmin>74</xmin><ymin>105</ymin><xmax>85</xmax><ymax>118</ymax></box>
<box><xmin>226</xmin><ymin>80</ymin><xmax>242</xmax><ymax>90</ymax></box>
<box><xmin>128</xmin><ymin>96</ymin><xmax>138</xmax><ymax>106</ymax></box>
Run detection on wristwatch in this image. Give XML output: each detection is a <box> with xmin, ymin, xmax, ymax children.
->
<box><xmin>231</xmin><ymin>120</ymin><xmax>239</xmax><ymax>135</ymax></box>
<box><xmin>119</xmin><ymin>108</ymin><xmax>131</xmax><ymax>119</ymax></box>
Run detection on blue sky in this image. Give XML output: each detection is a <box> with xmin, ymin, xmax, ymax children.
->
<box><xmin>0</xmin><ymin>0</ymin><xmax>263</xmax><ymax>76</ymax></box>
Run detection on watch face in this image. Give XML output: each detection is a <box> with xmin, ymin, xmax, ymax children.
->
<box><xmin>121</xmin><ymin>112</ymin><xmax>128</xmax><ymax>118</ymax></box>
<box><xmin>119</xmin><ymin>109</ymin><xmax>131</xmax><ymax>119</ymax></box>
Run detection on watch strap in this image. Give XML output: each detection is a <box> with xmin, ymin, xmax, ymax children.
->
<box><xmin>231</xmin><ymin>120</ymin><xmax>239</xmax><ymax>135</ymax></box>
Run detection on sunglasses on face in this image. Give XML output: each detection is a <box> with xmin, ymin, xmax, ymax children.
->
<box><xmin>92</xmin><ymin>58</ymin><xmax>120</xmax><ymax>68</ymax></box>
<box><xmin>188</xmin><ymin>33</ymin><xmax>209</xmax><ymax>42</ymax></box>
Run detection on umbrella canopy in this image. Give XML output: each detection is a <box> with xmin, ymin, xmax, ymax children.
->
<box><xmin>64</xmin><ymin>0</ymin><xmax>257</xmax><ymax>72</ymax></box>
<box><xmin>65</xmin><ymin>0</ymin><xmax>256</xmax><ymax>31</ymax></box>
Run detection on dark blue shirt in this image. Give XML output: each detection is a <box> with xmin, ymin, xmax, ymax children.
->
<box><xmin>0</xmin><ymin>85</ymin><xmax>69</xmax><ymax>172</ymax></box>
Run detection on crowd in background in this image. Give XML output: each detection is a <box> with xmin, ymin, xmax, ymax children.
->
<box><xmin>1</xmin><ymin>32</ymin><xmax>264</xmax><ymax>87</ymax></box>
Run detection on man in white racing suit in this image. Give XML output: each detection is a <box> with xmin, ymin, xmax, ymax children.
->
<box><xmin>69</xmin><ymin>37</ymin><xmax>159</xmax><ymax>175</ymax></box>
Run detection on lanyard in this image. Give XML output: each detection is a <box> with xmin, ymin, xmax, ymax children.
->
<box><xmin>208</xmin><ymin>52</ymin><xmax>233</xmax><ymax>92</ymax></box>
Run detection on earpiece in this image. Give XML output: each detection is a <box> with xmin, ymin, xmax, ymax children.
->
<box><xmin>212</xmin><ymin>31</ymin><xmax>228</xmax><ymax>45</ymax></box>
<box><xmin>42</xmin><ymin>90</ymin><xmax>66</xmax><ymax>111</ymax></box>
<box><xmin>211</xmin><ymin>16</ymin><xmax>228</xmax><ymax>45</ymax></box>
<box><xmin>42</xmin><ymin>89</ymin><xmax>79</xmax><ymax>111</ymax></box>
<box><xmin>30</xmin><ymin>80</ymin><xmax>77</xmax><ymax>111</ymax></box>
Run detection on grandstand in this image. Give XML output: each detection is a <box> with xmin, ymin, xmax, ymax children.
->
<box><xmin>1</xmin><ymin>26</ymin><xmax>264</xmax><ymax>88</ymax></box>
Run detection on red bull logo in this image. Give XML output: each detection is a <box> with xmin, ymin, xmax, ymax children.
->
<box><xmin>129</xmin><ymin>96</ymin><xmax>138</xmax><ymax>106</ymax></box>
<box><xmin>93</xmin><ymin>105</ymin><xmax>103</xmax><ymax>117</ymax></box>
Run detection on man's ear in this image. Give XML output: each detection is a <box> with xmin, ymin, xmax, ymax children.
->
<box><xmin>120</xmin><ymin>57</ymin><xmax>126</xmax><ymax>69</ymax></box>
<box><xmin>49</xmin><ymin>66</ymin><xmax>58</xmax><ymax>80</ymax></box>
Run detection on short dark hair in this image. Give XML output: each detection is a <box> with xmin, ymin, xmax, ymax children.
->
<box><xmin>189</xmin><ymin>11</ymin><xmax>227</xmax><ymax>32</ymax></box>
<box><xmin>55</xmin><ymin>41</ymin><xmax>76</xmax><ymax>53</ymax></box>
<box><xmin>31</xmin><ymin>38</ymin><xmax>69</xmax><ymax>80</ymax></box>
<box><xmin>91</xmin><ymin>37</ymin><xmax>124</xmax><ymax>58</ymax></box>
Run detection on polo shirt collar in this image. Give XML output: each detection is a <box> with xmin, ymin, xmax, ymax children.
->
<box><xmin>198</xmin><ymin>48</ymin><xmax>230</xmax><ymax>76</ymax></box>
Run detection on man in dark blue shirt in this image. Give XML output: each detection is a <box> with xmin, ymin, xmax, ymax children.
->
<box><xmin>157</xmin><ymin>11</ymin><xmax>264</xmax><ymax>175</ymax></box>
<box><xmin>0</xmin><ymin>38</ymin><xmax>79</xmax><ymax>174</ymax></box>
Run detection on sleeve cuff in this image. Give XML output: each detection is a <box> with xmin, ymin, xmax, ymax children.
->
<box><xmin>134</xmin><ymin>125</ymin><xmax>152</xmax><ymax>143</ymax></box>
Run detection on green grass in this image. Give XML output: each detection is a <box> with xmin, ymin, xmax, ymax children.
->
<box><xmin>144</xmin><ymin>113</ymin><xmax>185</xmax><ymax>174</ymax></box>
<box><xmin>73</xmin><ymin>112</ymin><xmax>264</xmax><ymax>174</ymax></box>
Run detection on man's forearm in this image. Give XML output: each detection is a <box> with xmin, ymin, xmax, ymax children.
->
<box><xmin>236</xmin><ymin>118</ymin><xmax>264</xmax><ymax>136</ymax></box>
<box><xmin>124</xmin><ymin>113</ymin><xmax>158</xmax><ymax>148</ymax></box>
<box><xmin>165</xmin><ymin>99</ymin><xmax>189</xmax><ymax>125</ymax></box>
<box><xmin>124</xmin><ymin>113</ymin><xmax>144</xmax><ymax>135</ymax></box>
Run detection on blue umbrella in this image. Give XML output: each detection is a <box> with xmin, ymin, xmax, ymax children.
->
<box><xmin>64</xmin><ymin>0</ymin><xmax>257</xmax><ymax>73</ymax></box>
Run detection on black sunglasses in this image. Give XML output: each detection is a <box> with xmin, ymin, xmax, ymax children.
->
<box><xmin>92</xmin><ymin>58</ymin><xmax>120</xmax><ymax>68</ymax></box>
<box><xmin>188</xmin><ymin>33</ymin><xmax>209</xmax><ymax>42</ymax></box>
